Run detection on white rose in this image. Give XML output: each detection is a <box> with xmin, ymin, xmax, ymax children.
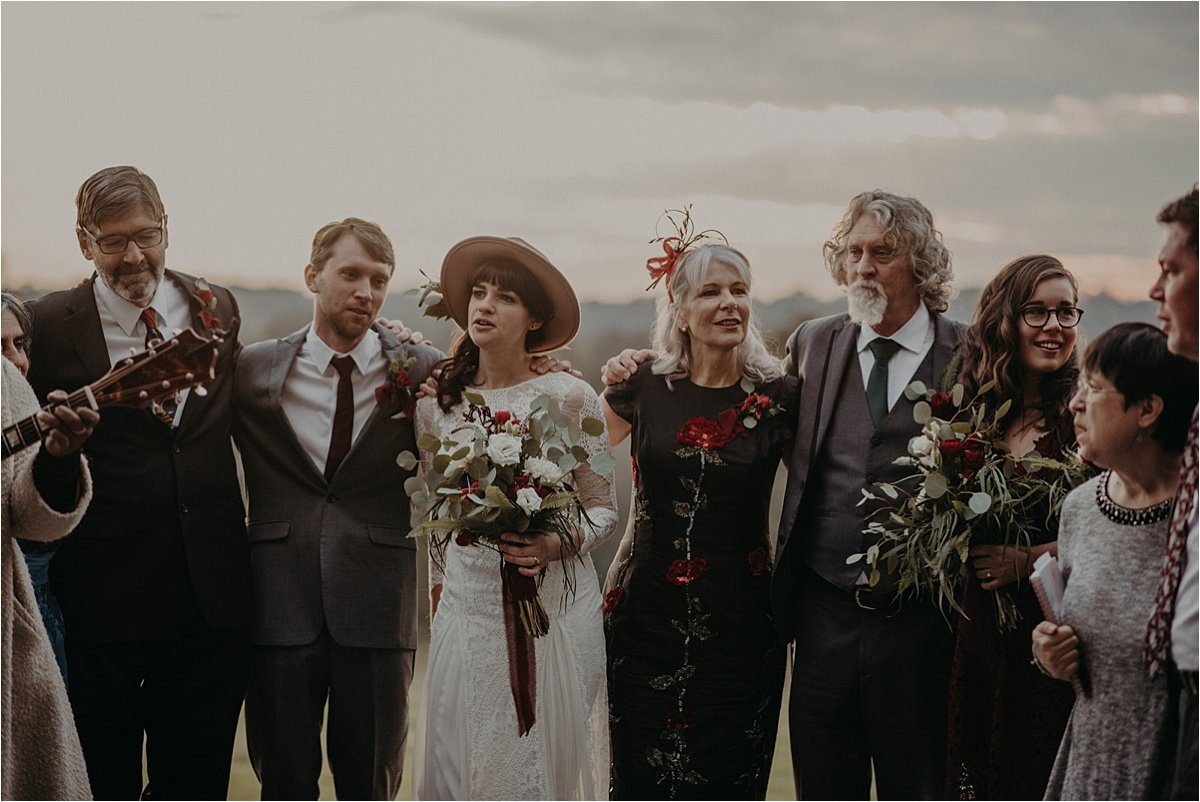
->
<box><xmin>908</xmin><ymin>435</ymin><xmax>933</xmax><ymax>457</ymax></box>
<box><xmin>486</xmin><ymin>433</ymin><xmax>523</xmax><ymax>467</ymax></box>
<box><xmin>525</xmin><ymin>456</ymin><xmax>565</xmax><ymax>486</ymax></box>
<box><xmin>515</xmin><ymin>487</ymin><xmax>543</xmax><ymax>516</ymax></box>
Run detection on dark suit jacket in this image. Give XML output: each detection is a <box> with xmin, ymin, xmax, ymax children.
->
<box><xmin>771</xmin><ymin>310</ymin><xmax>965</xmax><ymax>639</ymax></box>
<box><xmin>28</xmin><ymin>271</ymin><xmax>251</xmax><ymax>642</ymax></box>
<box><xmin>232</xmin><ymin>324</ymin><xmax>441</xmax><ymax>650</ymax></box>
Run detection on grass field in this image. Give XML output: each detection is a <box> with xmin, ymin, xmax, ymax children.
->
<box><xmin>225</xmin><ymin>645</ymin><xmax>799</xmax><ymax>800</ymax></box>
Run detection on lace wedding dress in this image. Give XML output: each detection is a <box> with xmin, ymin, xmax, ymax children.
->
<box><xmin>413</xmin><ymin>372</ymin><xmax>618</xmax><ymax>800</ymax></box>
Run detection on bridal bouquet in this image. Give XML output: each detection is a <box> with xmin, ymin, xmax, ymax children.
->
<box><xmin>398</xmin><ymin>392</ymin><xmax>613</xmax><ymax>636</ymax></box>
<box><xmin>850</xmin><ymin>379</ymin><xmax>1088</xmax><ymax>631</ymax></box>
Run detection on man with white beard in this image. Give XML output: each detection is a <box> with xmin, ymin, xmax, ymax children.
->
<box><xmin>770</xmin><ymin>190</ymin><xmax>964</xmax><ymax>799</ymax></box>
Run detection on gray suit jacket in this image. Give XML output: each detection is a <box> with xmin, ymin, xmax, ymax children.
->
<box><xmin>771</xmin><ymin>310</ymin><xmax>964</xmax><ymax>639</ymax></box>
<box><xmin>233</xmin><ymin>323</ymin><xmax>441</xmax><ymax>649</ymax></box>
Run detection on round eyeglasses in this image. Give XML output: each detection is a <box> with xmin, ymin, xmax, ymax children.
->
<box><xmin>1019</xmin><ymin>306</ymin><xmax>1083</xmax><ymax>329</ymax></box>
<box><xmin>79</xmin><ymin>220</ymin><xmax>166</xmax><ymax>255</ymax></box>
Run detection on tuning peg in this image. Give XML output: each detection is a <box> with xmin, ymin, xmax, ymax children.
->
<box><xmin>121</xmin><ymin>357</ymin><xmax>134</xmax><ymax>367</ymax></box>
<box><xmin>139</xmin><ymin>390</ymin><xmax>150</xmax><ymax>400</ymax></box>
<box><xmin>171</xmin><ymin>328</ymin><xmax>182</xmax><ymax>336</ymax></box>
<box><xmin>185</xmin><ymin>372</ymin><xmax>195</xmax><ymax>381</ymax></box>
<box><xmin>194</xmin><ymin>386</ymin><xmax>208</xmax><ymax>397</ymax></box>
<box><xmin>161</xmin><ymin>380</ymin><xmax>171</xmax><ymax>389</ymax></box>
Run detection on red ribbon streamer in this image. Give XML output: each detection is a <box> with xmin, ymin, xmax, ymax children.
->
<box><xmin>645</xmin><ymin>237</ymin><xmax>684</xmax><ymax>302</ymax></box>
<box><xmin>501</xmin><ymin>562</ymin><xmax>538</xmax><ymax>736</ymax></box>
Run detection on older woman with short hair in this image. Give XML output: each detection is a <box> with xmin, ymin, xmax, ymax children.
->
<box><xmin>1034</xmin><ymin>322</ymin><xmax>1197</xmax><ymax>799</ymax></box>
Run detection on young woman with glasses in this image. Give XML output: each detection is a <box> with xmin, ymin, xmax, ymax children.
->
<box><xmin>943</xmin><ymin>254</ymin><xmax>1088</xmax><ymax>799</ymax></box>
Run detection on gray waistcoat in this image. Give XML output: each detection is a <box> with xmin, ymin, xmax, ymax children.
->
<box><xmin>798</xmin><ymin>346</ymin><xmax>937</xmax><ymax>592</ymax></box>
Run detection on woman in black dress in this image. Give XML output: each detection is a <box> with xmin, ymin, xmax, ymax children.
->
<box><xmin>943</xmin><ymin>255</ymin><xmax>1085</xmax><ymax>798</ymax></box>
<box><xmin>600</xmin><ymin>242</ymin><xmax>796</xmax><ymax>799</ymax></box>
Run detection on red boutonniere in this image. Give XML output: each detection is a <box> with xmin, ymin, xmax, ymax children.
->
<box><xmin>190</xmin><ymin>278</ymin><xmax>219</xmax><ymax>332</ymax></box>
<box><xmin>376</xmin><ymin>355</ymin><xmax>418</xmax><ymax>418</ymax></box>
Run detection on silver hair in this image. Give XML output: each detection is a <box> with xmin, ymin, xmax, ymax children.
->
<box><xmin>650</xmin><ymin>245</ymin><xmax>782</xmax><ymax>387</ymax></box>
<box><xmin>823</xmin><ymin>190</ymin><xmax>955</xmax><ymax>312</ymax></box>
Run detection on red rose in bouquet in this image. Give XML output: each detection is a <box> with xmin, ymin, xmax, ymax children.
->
<box><xmin>929</xmin><ymin>390</ymin><xmax>955</xmax><ymax>418</ymax></box>
<box><xmin>938</xmin><ymin>438</ymin><xmax>964</xmax><ymax>459</ymax></box>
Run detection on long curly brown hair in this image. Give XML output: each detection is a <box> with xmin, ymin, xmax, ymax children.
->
<box><xmin>958</xmin><ymin>254</ymin><xmax>1079</xmax><ymax>433</ymax></box>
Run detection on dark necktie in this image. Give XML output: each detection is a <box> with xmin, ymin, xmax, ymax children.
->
<box><xmin>140</xmin><ymin>306</ymin><xmax>164</xmax><ymax>348</ymax></box>
<box><xmin>140</xmin><ymin>306</ymin><xmax>177</xmax><ymax>425</ymax></box>
<box><xmin>1145</xmin><ymin>407</ymin><xmax>1198</xmax><ymax>678</ymax></box>
<box><xmin>866</xmin><ymin>338</ymin><xmax>902</xmax><ymax>428</ymax></box>
<box><xmin>325</xmin><ymin>355</ymin><xmax>356</xmax><ymax>483</ymax></box>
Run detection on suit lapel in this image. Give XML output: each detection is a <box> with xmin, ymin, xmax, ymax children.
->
<box><xmin>340</xmin><ymin>325</ymin><xmax>405</xmax><ymax>469</ymax></box>
<box><xmin>63</xmin><ymin>278</ymin><xmax>113</xmax><ymax>380</ymax></box>
<box><xmin>268</xmin><ymin>327</ymin><xmax>327</xmax><ymax>484</ymax></box>
<box><xmin>813</xmin><ymin>317</ymin><xmax>858</xmax><ymax>458</ymax></box>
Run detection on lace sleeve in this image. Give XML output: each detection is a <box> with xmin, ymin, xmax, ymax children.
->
<box><xmin>414</xmin><ymin>397</ymin><xmax>444</xmax><ymax>588</ymax></box>
<box><xmin>561</xmin><ymin>377</ymin><xmax>619</xmax><ymax>557</ymax></box>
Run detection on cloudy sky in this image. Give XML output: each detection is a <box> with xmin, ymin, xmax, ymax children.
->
<box><xmin>2</xmin><ymin>2</ymin><xmax>1196</xmax><ymax>303</ymax></box>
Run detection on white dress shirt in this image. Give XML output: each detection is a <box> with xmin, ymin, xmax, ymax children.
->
<box><xmin>93</xmin><ymin>274</ymin><xmax>193</xmax><ymax>426</ymax></box>
<box><xmin>856</xmin><ymin>303</ymin><xmax>935</xmax><ymax>412</ymax></box>
<box><xmin>279</xmin><ymin>326</ymin><xmax>389</xmax><ymax>478</ymax></box>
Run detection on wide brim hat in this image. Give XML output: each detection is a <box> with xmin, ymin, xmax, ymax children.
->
<box><xmin>440</xmin><ymin>236</ymin><xmax>580</xmax><ymax>353</ymax></box>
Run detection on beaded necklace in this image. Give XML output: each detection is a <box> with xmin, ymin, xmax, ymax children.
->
<box><xmin>1095</xmin><ymin>470</ymin><xmax>1173</xmax><ymax>526</ymax></box>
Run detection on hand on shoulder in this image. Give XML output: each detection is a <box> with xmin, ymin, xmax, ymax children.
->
<box><xmin>601</xmin><ymin>349</ymin><xmax>655</xmax><ymax>386</ymax></box>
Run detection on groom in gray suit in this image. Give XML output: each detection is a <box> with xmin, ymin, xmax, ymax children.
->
<box><xmin>771</xmin><ymin>190</ymin><xmax>964</xmax><ymax>799</ymax></box>
<box><xmin>233</xmin><ymin>218</ymin><xmax>440</xmax><ymax>800</ymax></box>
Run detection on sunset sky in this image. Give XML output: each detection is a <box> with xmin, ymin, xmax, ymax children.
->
<box><xmin>2</xmin><ymin>2</ymin><xmax>1196</xmax><ymax>303</ymax></box>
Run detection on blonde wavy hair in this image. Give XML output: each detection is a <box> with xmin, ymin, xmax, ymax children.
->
<box><xmin>651</xmin><ymin>245</ymin><xmax>782</xmax><ymax>387</ymax></box>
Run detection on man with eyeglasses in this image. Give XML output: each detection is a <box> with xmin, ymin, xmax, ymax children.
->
<box><xmin>25</xmin><ymin>165</ymin><xmax>251</xmax><ymax>800</ymax></box>
<box><xmin>1144</xmin><ymin>185</ymin><xmax>1199</xmax><ymax>801</ymax></box>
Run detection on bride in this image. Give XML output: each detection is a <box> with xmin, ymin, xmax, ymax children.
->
<box><xmin>413</xmin><ymin>236</ymin><xmax>618</xmax><ymax>800</ymax></box>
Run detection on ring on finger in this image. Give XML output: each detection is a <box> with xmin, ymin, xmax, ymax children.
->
<box><xmin>532</xmin><ymin>556</ymin><xmax>540</xmax><ymax>566</ymax></box>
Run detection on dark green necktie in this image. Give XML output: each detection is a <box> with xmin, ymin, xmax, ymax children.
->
<box><xmin>866</xmin><ymin>338</ymin><xmax>901</xmax><ymax>428</ymax></box>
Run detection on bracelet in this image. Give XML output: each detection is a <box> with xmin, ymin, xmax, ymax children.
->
<box><xmin>1030</xmin><ymin>643</ymin><xmax>1055</xmax><ymax>678</ymax></box>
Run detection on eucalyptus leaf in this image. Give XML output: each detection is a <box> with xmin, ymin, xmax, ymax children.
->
<box><xmin>913</xmin><ymin>401</ymin><xmax>932</xmax><ymax>425</ymax></box>
<box><xmin>589</xmin><ymin>452</ymin><xmax>615</xmax><ymax>476</ymax></box>
<box><xmin>994</xmin><ymin>399</ymin><xmax>1013</xmax><ymax>421</ymax></box>
<box><xmin>846</xmin><ymin>553</ymin><xmax>864</xmax><ymax>565</ymax></box>
<box><xmin>968</xmin><ymin>492</ymin><xmax>992</xmax><ymax>514</ymax></box>
<box><xmin>395</xmin><ymin>451</ymin><xmax>418</xmax><ymax>471</ymax></box>
<box><xmin>464</xmin><ymin>391</ymin><xmax>486</xmax><ymax>406</ymax></box>
<box><xmin>581</xmin><ymin>417</ymin><xmax>605</xmax><ymax>437</ymax></box>
<box><xmin>924</xmin><ymin>472</ymin><xmax>949</xmax><ymax>499</ymax></box>
<box><xmin>951</xmin><ymin>384</ymin><xmax>964</xmax><ymax>407</ymax></box>
<box><xmin>905</xmin><ymin>380</ymin><xmax>927</xmax><ymax>400</ymax></box>
<box><xmin>432</xmin><ymin>454</ymin><xmax>451</xmax><ymax>473</ymax></box>
<box><xmin>403</xmin><ymin>476</ymin><xmax>424</xmax><ymax>497</ymax></box>
<box><xmin>417</xmin><ymin>434</ymin><xmax>442</xmax><ymax>452</ymax></box>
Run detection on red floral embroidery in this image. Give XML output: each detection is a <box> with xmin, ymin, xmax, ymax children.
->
<box><xmin>460</xmin><ymin>480</ymin><xmax>480</xmax><ymax>498</ymax></box>
<box><xmin>676</xmin><ymin>417</ymin><xmax>731</xmax><ymax>450</ymax></box>
<box><xmin>494</xmin><ymin>410</ymin><xmax>512</xmax><ymax>425</ymax></box>
<box><xmin>667</xmin><ymin>557</ymin><xmax>708</xmax><ymax>585</ymax></box>
<box><xmin>604</xmin><ymin>586</ymin><xmax>624</xmax><ymax>614</ymax></box>
<box><xmin>747</xmin><ymin>546</ymin><xmax>769</xmax><ymax>576</ymax></box>
<box><xmin>455</xmin><ymin>531</ymin><xmax>472</xmax><ymax>547</ymax></box>
<box><xmin>664</xmin><ymin>710</ymin><xmax>695</xmax><ymax>731</ymax></box>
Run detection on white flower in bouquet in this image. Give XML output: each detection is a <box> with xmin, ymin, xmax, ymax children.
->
<box><xmin>486</xmin><ymin>432</ymin><xmax>523</xmax><ymax>467</ymax></box>
<box><xmin>525</xmin><ymin>456</ymin><xmax>565</xmax><ymax>486</ymax></box>
<box><xmin>514</xmin><ymin>486</ymin><xmax>543</xmax><ymax>516</ymax></box>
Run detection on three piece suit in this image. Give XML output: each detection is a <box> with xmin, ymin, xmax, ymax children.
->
<box><xmin>772</xmin><ymin>310</ymin><xmax>965</xmax><ymax>799</ymax></box>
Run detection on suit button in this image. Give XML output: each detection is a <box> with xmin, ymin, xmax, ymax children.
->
<box><xmin>180</xmin><ymin>503</ymin><xmax>189</xmax><ymax>514</ymax></box>
<box><xmin>870</xmin><ymin>436</ymin><xmax>881</xmax><ymax>447</ymax></box>
<box><xmin>327</xmin><ymin>494</ymin><xmax>337</xmax><ymax>503</ymax></box>
<box><xmin>866</xmin><ymin>473</ymin><xmax>877</xmax><ymax>484</ymax></box>
<box><xmin>173</xmin><ymin>445</ymin><xmax>182</xmax><ymax>454</ymax></box>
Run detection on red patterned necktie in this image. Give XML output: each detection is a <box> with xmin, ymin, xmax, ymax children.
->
<box><xmin>1145</xmin><ymin>406</ymin><xmax>1199</xmax><ymax>678</ymax></box>
<box><xmin>324</xmin><ymin>356</ymin><xmax>356</xmax><ymax>482</ymax></box>
<box><xmin>140</xmin><ymin>307</ymin><xmax>177</xmax><ymax>425</ymax></box>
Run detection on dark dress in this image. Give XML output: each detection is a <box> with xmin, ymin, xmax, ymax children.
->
<box><xmin>603</xmin><ymin>366</ymin><xmax>797</xmax><ymax>800</ymax></box>
<box><xmin>945</xmin><ymin>419</ymin><xmax>1080</xmax><ymax>800</ymax></box>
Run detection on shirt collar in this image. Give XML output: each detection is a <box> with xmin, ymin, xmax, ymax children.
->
<box><xmin>93</xmin><ymin>274</ymin><xmax>165</xmax><ymax>337</ymax></box>
<box><xmin>305</xmin><ymin>325</ymin><xmax>381</xmax><ymax>375</ymax></box>
<box><xmin>856</xmin><ymin>303</ymin><xmax>931</xmax><ymax>355</ymax></box>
